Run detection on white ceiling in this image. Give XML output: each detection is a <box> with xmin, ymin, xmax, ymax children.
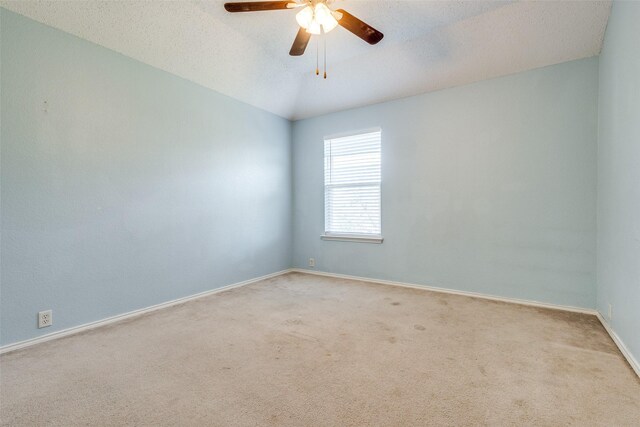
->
<box><xmin>1</xmin><ymin>0</ymin><xmax>611</xmax><ymax>120</ymax></box>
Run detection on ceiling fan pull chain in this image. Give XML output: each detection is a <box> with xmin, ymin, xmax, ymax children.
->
<box><xmin>324</xmin><ymin>34</ymin><xmax>327</xmax><ymax>79</ymax></box>
<box><xmin>316</xmin><ymin>36</ymin><xmax>319</xmax><ymax>76</ymax></box>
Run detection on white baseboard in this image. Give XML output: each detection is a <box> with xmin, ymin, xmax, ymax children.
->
<box><xmin>0</xmin><ymin>269</ymin><xmax>293</xmax><ymax>355</ymax></box>
<box><xmin>596</xmin><ymin>313</ymin><xmax>640</xmax><ymax>378</ymax></box>
<box><xmin>6</xmin><ymin>267</ymin><xmax>637</xmax><ymax>380</ymax></box>
<box><xmin>291</xmin><ymin>268</ymin><xmax>597</xmax><ymax>315</ymax></box>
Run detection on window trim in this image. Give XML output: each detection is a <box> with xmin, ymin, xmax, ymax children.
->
<box><xmin>322</xmin><ymin>127</ymin><xmax>383</xmax><ymax>243</ymax></box>
<box><xmin>323</xmin><ymin>127</ymin><xmax>383</xmax><ymax>141</ymax></box>
<box><xmin>320</xmin><ymin>233</ymin><xmax>384</xmax><ymax>244</ymax></box>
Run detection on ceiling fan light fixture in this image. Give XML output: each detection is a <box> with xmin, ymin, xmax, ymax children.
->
<box><xmin>321</xmin><ymin>16</ymin><xmax>338</xmax><ymax>33</ymax></box>
<box><xmin>314</xmin><ymin>3</ymin><xmax>337</xmax><ymax>32</ymax></box>
<box><xmin>295</xmin><ymin>5</ymin><xmax>314</xmax><ymax>29</ymax></box>
<box><xmin>314</xmin><ymin>2</ymin><xmax>330</xmax><ymax>18</ymax></box>
<box><xmin>307</xmin><ymin>19</ymin><xmax>321</xmax><ymax>35</ymax></box>
<box><xmin>296</xmin><ymin>2</ymin><xmax>338</xmax><ymax>35</ymax></box>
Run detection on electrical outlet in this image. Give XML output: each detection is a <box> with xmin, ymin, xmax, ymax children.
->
<box><xmin>608</xmin><ymin>304</ymin><xmax>612</xmax><ymax>321</ymax></box>
<box><xmin>308</xmin><ymin>258</ymin><xmax>315</xmax><ymax>268</ymax></box>
<box><xmin>38</xmin><ymin>310</ymin><xmax>52</xmax><ymax>328</ymax></box>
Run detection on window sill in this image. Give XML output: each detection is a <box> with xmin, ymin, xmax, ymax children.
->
<box><xmin>320</xmin><ymin>234</ymin><xmax>384</xmax><ymax>244</ymax></box>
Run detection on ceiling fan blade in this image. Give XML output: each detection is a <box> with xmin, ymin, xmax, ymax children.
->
<box><xmin>335</xmin><ymin>9</ymin><xmax>384</xmax><ymax>45</ymax></box>
<box><xmin>224</xmin><ymin>1</ymin><xmax>295</xmax><ymax>12</ymax></box>
<box><xmin>290</xmin><ymin>27</ymin><xmax>312</xmax><ymax>56</ymax></box>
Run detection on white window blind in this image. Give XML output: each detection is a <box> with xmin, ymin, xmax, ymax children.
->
<box><xmin>324</xmin><ymin>130</ymin><xmax>381</xmax><ymax>238</ymax></box>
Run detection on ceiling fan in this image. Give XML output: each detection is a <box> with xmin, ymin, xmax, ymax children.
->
<box><xmin>223</xmin><ymin>0</ymin><xmax>384</xmax><ymax>57</ymax></box>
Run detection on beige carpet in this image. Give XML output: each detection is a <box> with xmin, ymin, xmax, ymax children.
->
<box><xmin>1</xmin><ymin>272</ymin><xmax>639</xmax><ymax>426</ymax></box>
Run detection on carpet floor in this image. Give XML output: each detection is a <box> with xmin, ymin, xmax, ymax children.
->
<box><xmin>1</xmin><ymin>272</ymin><xmax>639</xmax><ymax>426</ymax></box>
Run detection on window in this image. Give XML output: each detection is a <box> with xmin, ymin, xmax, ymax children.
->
<box><xmin>323</xmin><ymin>129</ymin><xmax>382</xmax><ymax>243</ymax></box>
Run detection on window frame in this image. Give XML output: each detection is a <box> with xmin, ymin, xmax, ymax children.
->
<box><xmin>321</xmin><ymin>128</ymin><xmax>383</xmax><ymax>244</ymax></box>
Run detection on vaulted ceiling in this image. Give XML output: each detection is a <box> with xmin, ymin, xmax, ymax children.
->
<box><xmin>1</xmin><ymin>1</ymin><xmax>611</xmax><ymax>120</ymax></box>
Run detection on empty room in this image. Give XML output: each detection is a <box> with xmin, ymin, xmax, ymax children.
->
<box><xmin>1</xmin><ymin>0</ymin><xmax>639</xmax><ymax>425</ymax></box>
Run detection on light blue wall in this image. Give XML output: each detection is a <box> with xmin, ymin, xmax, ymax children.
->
<box><xmin>596</xmin><ymin>1</ymin><xmax>640</xmax><ymax>364</ymax></box>
<box><xmin>293</xmin><ymin>58</ymin><xmax>599</xmax><ymax>309</ymax></box>
<box><xmin>4</xmin><ymin>6</ymin><xmax>632</xmax><ymax>351</ymax></box>
<box><xmin>0</xmin><ymin>9</ymin><xmax>292</xmax><ymax>346</ymax></box>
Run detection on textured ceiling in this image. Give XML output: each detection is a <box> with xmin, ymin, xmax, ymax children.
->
<box><xmin>1</xmin><ymin>0</ymin><xmax>611</xmax><ymax>120</ymax></box>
